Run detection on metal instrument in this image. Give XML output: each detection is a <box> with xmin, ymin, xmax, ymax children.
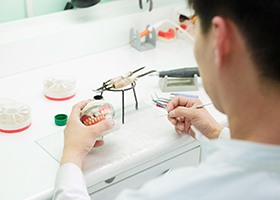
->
<box><xmin>157</xmin><ymin>67</ymin><xmax>200</xmax><ymax>78</ymax></box>
<box><xmin>95</xmin><ymin>67</ymin><xmax>156</xmax><ymax>92</ymax></box>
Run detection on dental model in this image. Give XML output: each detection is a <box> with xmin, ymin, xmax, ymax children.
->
<box><xmin>80</xmin><ymin>95</ymin><xmax>114</xmax><ymax>126</ymax></box>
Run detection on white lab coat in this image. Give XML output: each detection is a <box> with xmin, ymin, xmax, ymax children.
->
<box><xmin>53</xmin><ymin>128</ymin><xmax>280</xmax><ymax>200</ymax></box>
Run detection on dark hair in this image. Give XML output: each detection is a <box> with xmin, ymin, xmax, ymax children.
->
<box><xmin>189</xmin><ymin>0</ymin><xmax>280</xmax><ymax>83</ymax></box>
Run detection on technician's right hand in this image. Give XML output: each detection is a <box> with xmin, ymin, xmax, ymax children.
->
<box><xmin>60</xmin><ymin>100</ymin><xmax>114</xmax><ymax>169</ymax></box>
<box><xmin>167</xmin><ymin>96</ymin><xmax>223</xmax><ymax>139</ymax></box>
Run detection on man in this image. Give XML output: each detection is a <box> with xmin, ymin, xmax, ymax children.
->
<box><xmin>53</xmin><ymin>0</ymin><xmax>280</xmax><ymax>199</ymax></box>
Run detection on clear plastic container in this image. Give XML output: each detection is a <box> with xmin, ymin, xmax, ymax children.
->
<box><xmin>0</xmin><ymin>99</ymin><xmax>31</xmax><ymax>133</ymax></box>
<box><xmin>80</xmin><ymin>95</ymin><xmax>115</xmax><ymax>127</ymax></box>
<box><xmin>43</xmin><ymin>76</ymin><xmax>76</xmax><ymax>101</ymax></box>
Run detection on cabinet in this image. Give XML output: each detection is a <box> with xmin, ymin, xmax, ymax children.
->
<box><xmin>89</xmin><ymin>146</ymin><xmax>200</xmax><ymax>199</ymax></box>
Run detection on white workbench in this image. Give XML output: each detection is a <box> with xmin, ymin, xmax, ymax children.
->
<box><xmin>0</xmin><ymin>1</ymin><xmax>227</xmax><ymax>199</ymax></box>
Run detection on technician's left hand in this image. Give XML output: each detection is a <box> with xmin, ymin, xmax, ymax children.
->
<box><xmin>60</xmin><ymin>100</ymin><xmax>114</xmax><ymax>169</ymax></box>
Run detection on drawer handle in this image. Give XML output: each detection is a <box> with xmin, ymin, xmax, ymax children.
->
<box><xmin>105</xmin><ymin>176</ymin><xmax>115</xmax><ymax>184</ymax></box>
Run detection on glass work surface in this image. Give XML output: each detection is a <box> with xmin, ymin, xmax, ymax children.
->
<box><xmin>35</xmin><ymin>102</ymin><xmax>197</xmax><ymax>174</ymax></box>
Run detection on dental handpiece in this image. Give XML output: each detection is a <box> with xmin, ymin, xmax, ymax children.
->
<box><xmin>158</xmin><ymin>67</ymin><xmax>200</xmax><ymax>78</ymax></box>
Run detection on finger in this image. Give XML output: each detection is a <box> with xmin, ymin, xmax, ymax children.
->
<box><xmin>184</xmin><ymin>120</ymin><xmax>192</xmax><ymax>131</ymax></box>
<box><xmin>187</xmin><ymin>128</ymin><xmax>196</xmax><ymax>138</ymax></box>
<box><xmin>167</xmin><ymin>96</ymin><xmax>188</xmax><ymax>112</ymax></box>
<box><xmin>167</xmin><ymin>97</ymin><xmax>201</xmax><ymax>112</ymax></box>
<box><xmin>169</xmin><ymin>106</ymin><xmax>194</xmax><ymax>119</ymax></box>
<box><xmin>69</xmin><ymin>100</ymin><xmax>90</xmax><ymax>119</ymax></box>
<box><xmin>88</xmin><ymin>119</ymin><xmax>115</xmax><ymax>137</ymax></box>
<box><xmin>93</xmin><ymin>140</ymin><xmax>105</xmax><ymax>147</ymax></box>
<box><xmin>168</xmin><ymin>115</ymin><xmax>188</xmax><ymax>126</ymax></box>
<box><xmin>176</xmin><ymin>123</ymin><xmax>185</xmax><ymax>133</ymax></box>
<box><xmin>175</xmin><ymin>127</ymin><xmax>186</xmax><ymax>135</ymax></box>
<box><xmin>168</xmin><ymin>116</ymin><xmax>177</xmax><ymax>125</ymax></box>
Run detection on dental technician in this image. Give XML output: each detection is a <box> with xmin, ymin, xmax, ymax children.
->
<box><xmin>53</xmin><ymin>0</ymin><xmax>280</xmax><ymax>199</ymax></box>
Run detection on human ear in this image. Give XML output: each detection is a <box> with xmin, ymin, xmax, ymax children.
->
<box><xmin>212</xmin><ymin>16</ymin><xmax>231</xmax><ymax>68</ymax></box>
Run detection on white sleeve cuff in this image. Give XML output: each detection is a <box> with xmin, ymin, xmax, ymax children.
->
<box><xmin>52</xmin><ymin>163</ymin><xmax>90</xmax><ymax>200</ymax></box>
<box><xmin>218</xmin><ymin>127</ymin><xmax>231</xmax><ymax>140</ymax></box>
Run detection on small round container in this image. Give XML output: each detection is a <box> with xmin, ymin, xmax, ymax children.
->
<box><xmin>0</xmin><ymin>100</ymin><xmax>31</xmax><ymax>134</ymax></box>
<box><xmin>43</xmin><ymin>76</ymin><xmax>76</xmax><ymax>101</ymax></box>
<box><xmin>80</xmin><ymin>95</ymin><xmax>115</xmax><ymax>127</ymax></box>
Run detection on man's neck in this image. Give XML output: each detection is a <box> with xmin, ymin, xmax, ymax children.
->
<box><xmin>227</xmin><ymin>87</ymin><xmax>280</xmax><ymax>145</ymax></box>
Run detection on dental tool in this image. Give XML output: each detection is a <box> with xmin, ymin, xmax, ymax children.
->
<box><xmin>156</xmin><ymin>102</ymin><xmax>213</xmax><ymax>118</ymax></box>
<box><xmin>95</xmin><ymin>67</ymin><xmax>156</xmax><ymax>92</ymax></box>
<box><xmin>152</xmin><ymin>67</ymin><xmax>200</xmax><ymax>78</ymax></box>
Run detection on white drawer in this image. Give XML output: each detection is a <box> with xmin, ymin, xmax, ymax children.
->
<box><xmin>88</xmin><ymin>146</ymin><xmax>200</xmax><ymax>199</ymax></box>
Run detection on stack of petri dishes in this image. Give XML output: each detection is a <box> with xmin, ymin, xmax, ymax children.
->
<box><xmin>0</xmin><ymin>98</ymin><xmax>31</xmax><ymax>134</ymax></box>
<box><xmin>43</xmin><ymin>76</ymin><xmax>76</xmax><ymax>101</ymax></box>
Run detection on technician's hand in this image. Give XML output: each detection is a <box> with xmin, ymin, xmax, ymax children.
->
<box><xmin>60</xmin><ymin>100</ymin><xmax>114</xmax><ymax>169</ymax></box>
<box><xmin>167</xmin><ymin>96</ymin><xmax>223</xmax><ymax>139</ymax></box>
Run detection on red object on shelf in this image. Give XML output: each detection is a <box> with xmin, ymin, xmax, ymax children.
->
<box><xmin>158</xmin><ymin>29</ymin><xmax>175</xmax><ymax>39</ymax></box>
<box><xmin>180</xmin><ymin>24</ymin><xmax>187</xmax><ymax>30</ymax></box>
<box><xmin>176</xmin><ymin>24</ymin><xmax>187</xmax><ymax>31</ymax></box>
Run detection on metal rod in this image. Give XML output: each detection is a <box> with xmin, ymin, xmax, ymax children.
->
<box><xmin>133</xmin><ymin>87</ymin><xmax>138</xmax><ymax>110</ymax></box>
<box><xmin>122</xmin><ymin>90</ymin><xmax>125</xmax><ymax>124</ymax></box>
